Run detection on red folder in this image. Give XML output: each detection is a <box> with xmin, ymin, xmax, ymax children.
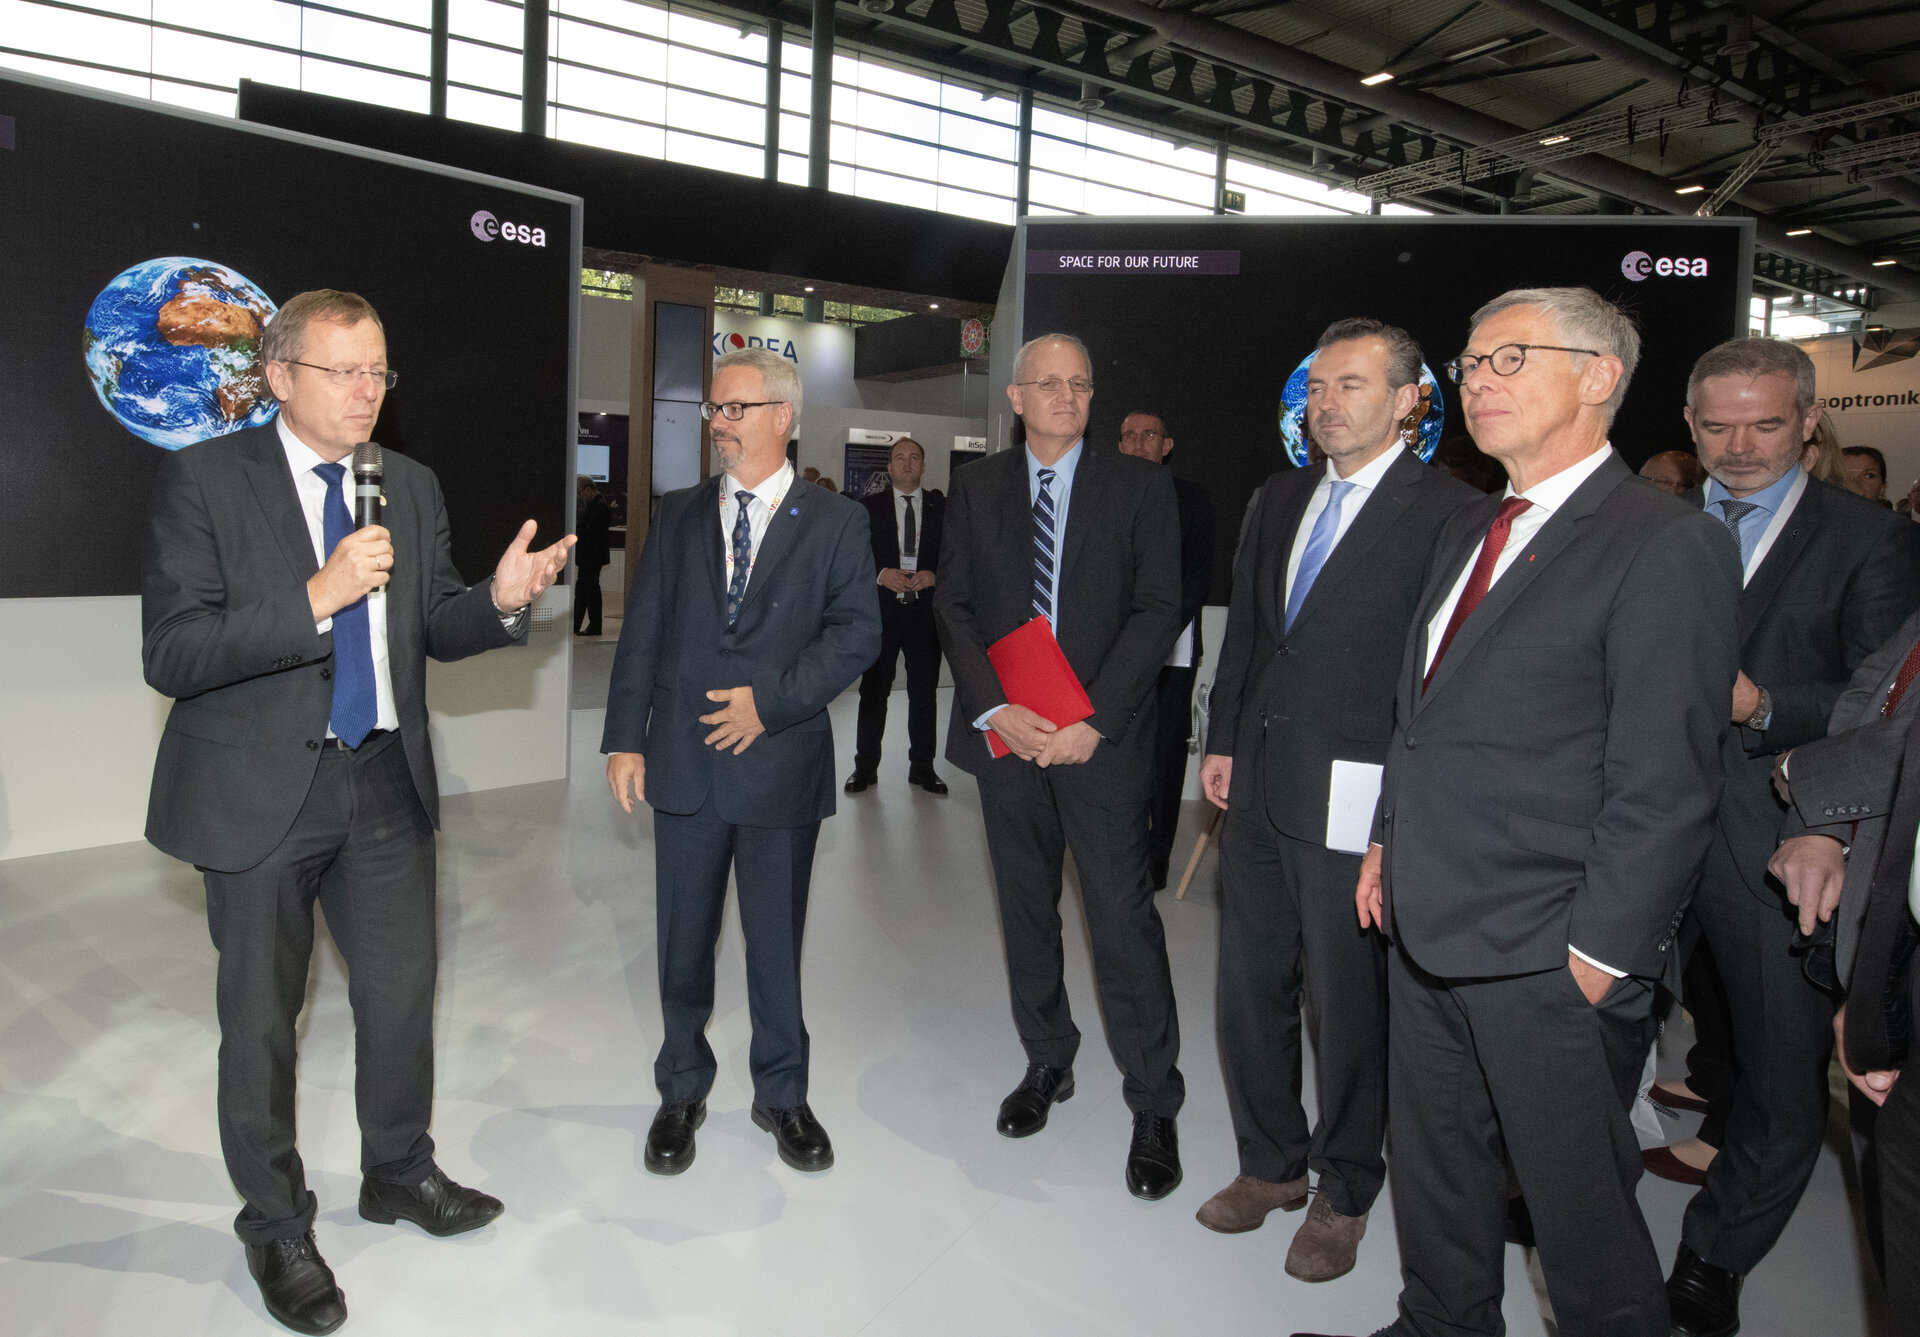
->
<box><xmin>983</xmin><ymin>616</ymin><xmax>1094</xmax><ymax>759</ymax></box>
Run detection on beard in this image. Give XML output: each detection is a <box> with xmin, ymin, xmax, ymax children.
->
<box><xmin>713</xmin><ymin>435</ymin><xmax>745</xmax><ymax>473</ymax></box>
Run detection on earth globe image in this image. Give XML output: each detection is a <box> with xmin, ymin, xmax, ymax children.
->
<box><xmin>84</xmin><ymin>258</ymin><xmax>279</xmax><ymax>450</ymax></box>
<box><xmin>1278</xmin><ymin>348</ymin><xmax>1445</xmax><ymax>468</ymax></box>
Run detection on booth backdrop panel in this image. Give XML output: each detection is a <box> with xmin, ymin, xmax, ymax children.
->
<box><xmin>1019</xmin><ymin>216</ymin><xmax>1752</xmax><ymax>604</ymax></box>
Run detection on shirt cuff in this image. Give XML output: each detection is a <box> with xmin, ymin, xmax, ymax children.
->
<box><xmin>973</xmin><ymin>705</ymin><xmax>1006</xmax><ymax>731</ymax></box>
<box><xmin>1570</xmin><ymin>945</ymin><xmax>1627</xmax><ymax>979</ymax></box>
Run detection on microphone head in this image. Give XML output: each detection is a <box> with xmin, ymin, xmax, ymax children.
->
<box><xmin>352</xmin><ymin>441</ymin><xmax>383</xmax><ymax>479</ymax></box>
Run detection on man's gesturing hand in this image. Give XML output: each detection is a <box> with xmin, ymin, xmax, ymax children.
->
<box><xmin>1356</xmin><ymin>844</ymin><xmax>1384</xmax><ymax>930</ymax></box>
<box><xmin>988</xmin><ymin>704</ymin><xmax>1056</xmax><ymax>761</ymax></box>
<box><xmin>607</xmin><ymin>752</ymin><xmax>646</xmax><ymax>813</ymax></box>
<box><xmin>702</xmin><ymin>686</ymin><xmax>764</xmax><ymax>754</ymax></box>
<box><xmin>492</xmin><ymin>519</ymin><xmax>577</xmax><ymax>615</ymax></box>
<box><xmin>309</xmin><ymin>524</ymin><xmax>392</xmax><ymax>623</ymax></box>
<box><xmin>1769</xmin><ymin>833</ymin><xmax>1847</xmax><ymax>938</ymax></box>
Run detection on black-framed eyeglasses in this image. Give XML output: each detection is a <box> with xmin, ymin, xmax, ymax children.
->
<box><xmin>1014</xmin><ymin>376</ymin><xmax>1094</xmax><ymax>397</ymax></box>
<box><xmin>699</xmin><ymin>400</ymin><xmax>786</xmax><ymax>421</ymax></box>
<box><xmin>285</xmin><ymin>360</ymin><xmax>398</xmax><ymax>389</ymax></box>
<box><xmin>1444</xmin><ymin>343</ymin><xmax>1602</xmax><ymax>383</ymax></box>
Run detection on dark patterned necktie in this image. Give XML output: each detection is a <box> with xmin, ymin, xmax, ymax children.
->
<box><xmin>314</xmin><ymin>462</ymin><xmax>376</xmax><ymax>746</ymax></box>
<box><xmin>726</xmin><ymin>490</ymin><xmax>753</xmax><ymax>627</ymax></box>
<box><xmin>1718</xmin><ymin>498</ymin><xmax>1757</xmax><ymax>558</ymax></box>
<box><xmin>1882</xmin><ymin>635</ymin><xmax>1920</xmax><ymax>717</ymax></box>
<box><xmin>1032</xmin><ymin>468</ymin><xmax>1057</xmax><ymax>622</ymax></box>
<box><xmin>1424</xmin><ymin>496</ymin><xmax>1532</xmax><ymax>691</ymax></box>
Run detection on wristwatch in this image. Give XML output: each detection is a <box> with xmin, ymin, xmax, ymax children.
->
<box><xmin>1744</xmin><ymin>684</ymin><xmax>1774</xmax><ymax>732</ymax></box>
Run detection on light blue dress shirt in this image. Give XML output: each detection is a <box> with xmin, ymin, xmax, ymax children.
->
<box><xmin>975</xmin><ymin>440</ymin><xmax>1085</xmax><ymax>730</ymax></box>
<box><xmin>1704</xmin><ymin>465</ymin><xmax>1801</xmax><ymax>571</ymax></box>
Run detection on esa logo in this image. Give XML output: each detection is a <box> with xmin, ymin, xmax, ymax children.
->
<box><xmin>712</xmin><ymin>331</ymin><xmax>799</xmax><ymax>362</ymax></box>
<box><xmin>1621</xmin><ymin>250</ymin><xmax>1709</xmax><ymax>280</ymax></box>
<box><xmin>469</xmin><ymin>210</ymin><xmax>547</xmax><ymax>246</ymax></box>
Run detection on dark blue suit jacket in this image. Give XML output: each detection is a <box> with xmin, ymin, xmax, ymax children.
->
<box><xmin>602</xmin><ymin>473</ymin><xmax>880</xmax><ymax>827</ymax></box>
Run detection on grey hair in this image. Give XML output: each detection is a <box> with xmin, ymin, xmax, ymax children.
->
<box><xmin>1470</xmin><ymin>286</ymin><xmax>1640</xmax><ymax>423</ymax></box>
<box><xmin>1315</xmin><ymin>317</ymin><xmax>1425</xmax><ymax>390</ymax></box>
<box><xmin>1012</xmin><ymin>332</ymin><xmax>1092</xmax><ymax>384</ymax></box>
<box><xmin>715</xmin><ymin>346</ymin><xmax>803</xmax><ymax>432</ymax></box>
<box><xmin>1685</xmin><ymin>337</ymin><xmax>1817</xmax><ymax>417</ymax></box>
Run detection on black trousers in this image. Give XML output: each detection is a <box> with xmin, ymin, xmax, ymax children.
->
<box><xmin>574</xmin><ymin>563</ymin><xmax>604</xmax><ymax>635</ymax></box>
<box><xmin>854</xmin><ymin>597</ymin><xmax>941</xmax><ymax>772</ymax></box>
<box><xmin>652</xmin><ymin>799</ymin><xmax>820</xmax><ymax>1109</ymax></box>
<box><xmin>977</xmin><ymin>766</ymin><xmax>1184</xmax><ymax>1115</ymax></box>
<box><xmin>1217</xmin><ymin>812</ymin><xmax>1386</xmax><ymax>1215</ymax></box>
<box><xmin>1387</xmin><ymin>946</ymin><xmax>1666</xmax><ymax>1337</ymax></box>
<box><xmin>1877</xmin><ymin>1038</ymin><xmax>1920</xmax><ymax>1336</ymax></box>
<box><xmin>202</xmin><ymin>731</ymin><xmax>438</xmax><ymax>1245</ymax></box>
<box><xmin>1146</xmin><ymin>665</ymin><xmax>1198</xmax><ymax>868</ymax></box>
<box><xmin>1681</xmin><ymin>837</ymin><xmax>1836</xmax><ymax>1274</ymax></box>
<box><xmin>1678</xmin><ymin>918</ymin><xmax>1736</xmax><ymax>1148</ymax></box>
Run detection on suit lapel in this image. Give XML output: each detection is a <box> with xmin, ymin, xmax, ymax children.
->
<box><xmin>1738</xmin><ymin>481</ymin><xmax>1821</xmax><ymax>647</ymax></box>
<box><xmin>1287</xmin><ymin>453</ymin><xmax>1418</xmax><ymax>638</ymax></box>
<box><xmin>1058</xmin><ymin>447</ymin><xmax>1103</xmax><ymax>588</ymax></box>
<box><xmin>992</xmin><ymin>448</ymin><xmax>1030</xmax><ymax>586</ymax></box>
<box><xmin>1262</xmin><ymin>468</ymin><xmax>1318</xmax><ymax>635</ymax></box>
<box><xmin>241</xmin><ymin>424</ymin><xmax>321</xmax><ymax>583</ymax></box>
<box><xmin>741</xmin><ymin>474</ymin><xmax>808</xmax><ymax>609</ymax></box>
<box><xmin>702</xmin><ymin>477</ymin><xmax>728</xmax><ymax>619</ymax></box>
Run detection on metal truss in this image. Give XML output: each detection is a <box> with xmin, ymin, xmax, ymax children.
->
<box><xmin>1694</xmin><ymin>90</ymin><xmax>1920</xmax><ymax>216</ymax></box>
<box><xmin>1811</xmin><ymin>131</ymin><xmax>1920</xmax><ymax>188</ymax></box>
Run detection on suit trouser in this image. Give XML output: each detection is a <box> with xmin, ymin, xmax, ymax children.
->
<box><xmin>977</xmin><ymin>767</ymin><xmax>1185</xmax><ymax>1115</ymax></box>
<box><xmin>1386</xmin><ymin>945</ymin><xmax>1666</xmax><ymax>1337</ymax></box>
<box><xmin>1680</xmin><ymin>836</ymin><xmax>1836</xmax><ymax>1273</ymax></box>
<box><xmin>652</xmin><ymin>799</ymin><xmax>820</xmax><ymax>1109</ymax></box>
<box><xmin>1877</xmin><ymin>1030</ymin><xmax>1920</xmax><ymax>1337</ymax></box>
<box><xmin>1217</xmin><ymin>810</ymin><xmax>1386</xmax><ymax>1215</ymax></box>
<box><xmin>1146</xmin><ymin>665</ymin><xmax>1198</xmax><ymax>869</ymax></box>
<box><xmin>854</xmin><ymin>597</ymin><xmax>941</xmax><ymax>772</ymax></box>
<box><xmin>1678</xmin><ymin>918</ymin><xmax>1737</xmax><ymax>1148</ymax></box>
<box><xmin>202</xmin><ymin>731</ymin><xmax>438</xmax><ymax>1245</ymax></box>
<box><xmin>574</xmin><ymin>564</ymin><xmax>604</xmax><ymax>634</ymax></box>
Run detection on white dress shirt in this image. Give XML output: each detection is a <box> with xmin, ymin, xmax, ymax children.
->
<box><xmin>1420</xmin><ymin>441</ymin><xmax>1622</xmax><ymax>978</ymax></box>
<box><xmin>1283</xmin><ymin>444</ymin><xmax>1404</xmax><ymax>610</ymax></box>
<box><xmin>279</xmin><ymin>415</ymin><xmax>398</xmax><ymax>735</ymax></box>
<box><xmin>720</xmin><ymin>460</ymin><xmax>796</xmax><ymax>589</ymax></box>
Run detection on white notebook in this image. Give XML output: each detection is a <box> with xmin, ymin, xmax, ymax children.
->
<box><xmin>1325</xmin><ymin>760</ymin><xmax>1385</xmax><ymax>855</ymax></box>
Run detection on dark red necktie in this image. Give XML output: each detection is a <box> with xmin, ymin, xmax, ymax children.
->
<box><xmin>1882</xmin><ymin>636</ymin><xmax>1920</xmax><ymax>717</ymax></box>
<box><xmin>1424</xmin><ymin>496</ymin><xmax>1533</xmax><ymax>691</ymax></box>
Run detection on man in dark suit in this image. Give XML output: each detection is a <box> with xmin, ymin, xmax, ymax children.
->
<box><xmin>605</xmin><ymin>347</ymin><xmax>879</xmax><ymax>1179</ymax></box>
<box><xmin>934</xmin><ymin>332</ymin><xmax>1186</xmax><ymax>1199</ymax></box>
<box><xmin>1302</xmin><ymin>288</ymin><xmax>1742</xmax><ymax>1337</ymax></box>
<box><xmin>1116</xmin><ymin>411</ymin><xmax>1215</xmax><ymax>891</ymax></box>
<box><xmin>142</xmin><ymin>290</ymin><xmax>574</xmax><ymax>1336</ymax></box>
<box><xmin>573</xmin><ymin>473</ymin><xmax>612</xmax><ymax>636</ymax></box>
<box><xmin>847</xmin><ymin>436</ymin><xmax>948</xmax><ymax>794</ymax></box>
<box><xmin>1198</xmin><ymin>320</ymin><xmax>1476</xmax><ymax>1281</ymax></box>
<box><xmin>1652</xmin><ymin>337</ymin><xmax>1920</xmax><ymax>1337</ymax></box>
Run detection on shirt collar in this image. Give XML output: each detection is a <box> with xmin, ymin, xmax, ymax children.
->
<box><xmin>726</xmin><ymin>460</ymin><xmax>794</xmax><ymax>509</ymax></box>
<box><xmin>1327</xmin><ymin>444</ymin><xmax>1403</xmax><ymax>492</ymax></box>
<box><xmin>1704</xmin><ymin>463</ymin><xmax>1802</xmax><ymax>516</ymax></box>
<box><xmin>1507</xmin><ymin>443</ymin><xmax>1614</xmax><ymax>517</ymax></box>
<box><xmin>893</xmin><ymin>486</ymin><xmax>922</xmax><ymax>501</ymax></box>
<box><xmin>1027</xmin><ymin>440</ymin><xmax>1084</xmax><ymax>481</ymax></box>
<box><xmin>276</xmin><ymin>413</ymin><xmax>339</xmax><ymax>479</ymax></box>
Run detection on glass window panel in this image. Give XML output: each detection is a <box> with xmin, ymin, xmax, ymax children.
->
<box><xmin>781</xmin><ymin>40</ymin><xmax>809</xmax><ymax>73</ymax></box>
<box><xmin>447</xmin><ymin>83</ymin><xmax>522</xmax><ymax>129</ymax></box>
<box><xmin>668</xmin><ymin>44</ymin><xmax>758</xmax><ymax>97</ymax></box>
<box><xmin>449</xmin><ymin>0</ymin><xmax>522</xmax><ymax>47</ymax></box>
<box><xmin>779</xmin><ymin>110</ymin><xmax>807</xmax><ymax>146</ymax></box>
<box><xmin>301</xmin><ymin>55</ymin><xmax>428</xmax><ymax>110</ymax></box>
<box><xmin>449</xmin><ymin>35</ymin><xmax>521</xmax><ymax>92</ymax></box>
<box><xmin>16</xmin><ymin>0</ymin><xmax>147</xmax><ymax>15</ymax></box>
<box><xmin>937</xmin><ymin>112</ymin><xmax>1015</xmax><ymax>160</ymax></box>
<box><xmin>152</xmin><ymin>80</ymin><xmax>243</xmax><ymax>116</ymax></box>
<box><xmin>557</xmin><ymin>23</ymin><xmax>665</xmax><ymax>82</ymax></box>
<box><xmin>663</xmin><ymin>128</ymin><xmax>760</xmax><ymax>178</ymax></box>
<box><xmin>777</xmin><ymin>150</ymin><xmax>808</xmax><ymax>186</ymax></box>
<box><xmin>1027</xmin><ymin>202</ymin><xmax>1076</xmax><ymax>217</ymax></box>
<box><xmin>667</xmin><ymin>8</ymin><xmax>763</xmax><ymax>61</ymax></box>
<box><xmin>854</xmin><ymin>129</ymin><xmax>937</xmax><ymax>182</ymax></box>
<box><xmin>1083</xmin><ymin>116</ymin><xmax>1158</xmax><ymax>157</ymax></box>
<box><xmin>827</xmin><ymin>161</ymin><xmax>854</xmax><ymax>193</ymax></box>
<box><xmin>828</xmin><ymin>119</ymin><xmax>854</xmax><ymax>160</ymax></box>
<box><xmin>0</xmin><ymin>50</ymin><xmax>151</xmax><ymax>96</ymax></box>
<box><xmin>152</xmin><ymin>0</ymin><xmax>301</xmax><ymax>47</ymax></box>
<box><xmin>324</xmin><ymin>1</ymin><xmax>429</xmax><ymax>22</ymax></box>
<box><xmin>2</xmin><ymin>3</ymin><xmax>151</xmax><ymax>67</ymax></box>
<box><xmin>1031</xmin><ymin>106</ymin><xmax>1085</xmax><ymax>140</ymax></box>
<box><xmin>1028</xmin><ymin>170</ymin><xmax>1086</xmax><ymax>213</ymax></box>
<box><xmin>779</xmin><ymin>72</ymin><xmax>810</xmax><ymax>114</ymax></box>
<box><xmin>853</xmin><ymin>166</ymin><xmax>936</xmax><ymax>211</ymax></box>
<box><xmin>941</xmin><ymin>81</ymin><xmax>1015</xmax><ymax>123</ymax></box>
<box><xmin>937</xmin><ymin>148</ymin><xmax>1014</xmax><ymax>198</ymax></box>
<box><xmin>556</xmin><ymin>104</ymin><xmax>664</xmax><ymax>157</ymax></box>
<box><xmin>300</xmin><ymin>9</ymin><xmax>429</xmax><ymax>72</ymax></box>
<box><xmin>557</xmin><ymin>65</ymin><xmax>665</xmax><ymax>124</ymax></box>
<box><xmin>937</xmin><ymin>183</ymin><xmax>1013</xmax><ymax>223</ymax></box>
<box><xmin>666</xmin><ymin>86</ymin><xmax>762</xmax><ymax>147</ymax></box>
<box><xmin>1029</xmin><ymin>136</ymin><xmax>1087</xmax><ymax>176</ymax></box>
<box><xmin>1382</xmin><ymin>202</ymin><xmax>1430</xmax><ymax>215</ymax></box>
<box><xmin>152</xmin><ymin>28</ymin><xmax>301</xmax><ymax>92</ymax></box>
<box><xmin>1146</xmin><ymin>160</ymin><xmax>1213</xmax><ymax>205</ymax></box>
<box><xmin>1238</xmin><ymin>186</ymin><xmax>1340</xmax><ymax>217</ymax></box>
<box><xmin>852</xmin><ymin>56</ymin><xmax>937</xmax><ymax>103</ymax></box>
<box><xmin>559</xmin><ymin>0</ymin><xmax>668</xmax><ymax>39</ymax></box>
<box><xmin>851</xmin><ymin>89</ymin><xmax>939</xmax><ymax>144</ymax></box>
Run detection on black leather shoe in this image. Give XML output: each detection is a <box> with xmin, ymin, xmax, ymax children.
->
<box><xmin>644</xmin><ymin>1098</ymin><xmax>706</xmax><ymax>1175</ymax></box>
<box><xmin>996</xmin><ymin>1064</ymin><xmax>1075</xmax><ymax>1138</ymax></box>
<box><xmin>1504</xmin><ymin>1194</ymin><xmax>1535</xmax><ymax>1247</ymax></box>
<box><xmin>844</xmin><ymin>769</ymin><xmax>877</xmax><ymax>793</ymax></box>
<box><xmin>245</xmin><ymin>1231</ymin><xmax>346</xmax><ymax>1335</ymax></box>
<box><xmin>1125</xmin><ymin>1110</ymin><xmax>1183</xmax><ymax>1200</ymax></box>
<box><xmin>908</xmin><ymin>768</ymin><xmax>949</xmax><ymax>795</ymax></box>
<box><xmin>1668</xmin><ymin>1243</ymin><xmax>1743</xmax><ymax>1337</ymax></box>
<box><xmin>752</xmin><ymin>1101</ymin><xmax>835</xmax><ymax>1171</ymax></box>
<box><xmin>358</xmin><ymin>1165</ymin><xmax>503</xmax><ymax>1237</ymax></box>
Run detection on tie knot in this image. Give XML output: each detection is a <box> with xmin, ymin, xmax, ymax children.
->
<box><xmin>1037</xmin><ymin>468</ymin><xmax>1056</xmax><ymax>488</ymax></box>
<box><xmin>736</xmin><ymin>490</ymin><xmax>754</xmax><ymax>507</ymax></box>
<box><xmin>1496</xmin><ymin>496</ymin><xmax>1533</xmax><ymax>523</ymax></box>
<box><xmin>315</xmin><ymin>461</ymin><xmax>346</xmax><ymax>486</ymax></box>
<box><xmin>1720</xmin><ymin>499</ymin><xmax>1757</xmax><ymax>525</ymax></box>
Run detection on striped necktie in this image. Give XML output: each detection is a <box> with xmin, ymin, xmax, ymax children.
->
<box><xmin>1032</xmin><ymin>467</ymin><xmax>1057</xmax><ymax>623</ymax></box>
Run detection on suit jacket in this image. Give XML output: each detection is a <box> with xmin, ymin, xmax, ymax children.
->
<box><xmin>1207</xmin><ymin>451</ymin><xmax>1478</xmax><ymax>843</ymax></box>
<box><xmin>1784</xmin><ymin>608</ymin><xmax>1920</xmax><ymax>987</ymax></box>
<box><xmin>1170</xmin><ymin>475</ymin><xmax>1216</xmax><ymax>670</ymax></box>
<box><xmin>142</xmin><ymin>422</ymin><xmax>522</xmax><ymax>874</ymax></box>
<box><xmin>602</xmin><ymin>474</ymin><xmax>880</xmax><ymax>827</ymax></box>
<box><xmin>934</xmin><ymin>445</ymin><xmax>1182</xmax><ymax>800</ymax></box>
<box><xmin>862</xmin><ymin>487</ymin><xmax>945</xmax><ymax>610</ymax></box>
<box><xmin>1376</xmin><ymin>453</ymin><xmax>1741</xmax><ymax>982</ymax></box>
<box><xmin>1713</xmin><ymin>477</ymin><xmax>1920</xmax><ymax>897</ymax></box>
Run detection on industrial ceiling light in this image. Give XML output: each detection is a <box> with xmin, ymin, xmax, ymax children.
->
<box><xmin>804</xmin><ymin>285</ymin><xmax>815</xmax><ymax>292</ymax></box>
<box><xmin>860</xmin><ymin>0</ymin><xmax>891</xmax><ymax>13</ymax></box>
<box><xmin>929</xmin><ymin>303</ymin><xmax>940</xmax><ymax>309</ymax></box>
<box><xmin>1538</xmin><ymin>134</ymin><xmax>1570</xmax><ymax>146</ymax></box>
<box><xmin>1874</xmin><ymin>258</ymin><xmax>1899</xmax><ymax>266</ymax></box>
<box><xmin>1785</xmin><ymin>227</ymin><xmax>1812</xmax><ymax>236</ymax></box>
<box><xmin>1360</xmin><ymin>71</ymin><xmax>1394</xmax><ymax>86</ymax></box>
<box><xmin>1674</xmin><ymin>184</ymin><xmax>1706</xmax><ymax>194</ymax></box>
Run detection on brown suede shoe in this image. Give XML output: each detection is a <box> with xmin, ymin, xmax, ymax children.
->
<box><xmin>1285</xmin><ymin>1195</ymin><xmax>1369</xmax><ymax>1282</ymax></box>
<box><xmin>1195</xmin><ymin>1173</ymin><xmax>1310</xmax><ymax>1234</ymax></box>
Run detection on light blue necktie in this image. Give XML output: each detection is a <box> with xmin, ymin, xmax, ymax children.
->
<box><xmin>314</xmin><ymin>462</ymin><xmax>376</xmax><ymax>747</ymax></box>
<box><xmin>1032</xmin><ymin>467</ymin><xmax>1057</xmax><ymax>622</ymax></box>
<box><xmin>1285</xmin><ymin>479</ymin><xmax>1355</xmax><ymax>631</ymax></box>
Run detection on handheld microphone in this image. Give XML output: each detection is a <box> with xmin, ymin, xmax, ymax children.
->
<box><xmin>352</xmin><ymin>441</ymin><xmax>384</xmax><ymax>530</ymax></box>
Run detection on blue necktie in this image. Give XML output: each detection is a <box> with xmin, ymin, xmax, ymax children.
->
<box><xmin>314</xmin><ymin>462</ymin><xmax>376</xmax><ymax>747</ymax></box>
<box><xmin>727</xmin><ymin>490</ymin><xmax>753</xmax><ymax>627</ymax></box>
<box><xmin>1032</xmin><ymin>467</ymin><xmax>1057</xmax><ymax>623</ymax></box>
<box><xmin>1285</xmin><ymin>479</ymin><xmax>1355</xmax><ymax>631</ymax></box>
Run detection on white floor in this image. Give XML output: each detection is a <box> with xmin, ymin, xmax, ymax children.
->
<box><xmin>0</xmin><ymin>690</ymin><xmax>1885</xmax><ymax>1337</ymax></box>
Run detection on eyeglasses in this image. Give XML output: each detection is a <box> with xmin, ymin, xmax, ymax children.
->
<box><xmin>1119</xmin><ymin>428</ymin><xmax>1164</xmax><ymax>444</ymax></box>
<box><xmin>285</xmin><ymin>360</ymin><xmax>398</xmax><ymax>389</ymax></box>
<box><xmin>699</xmin><ymin>400</ymin><xmax>786</xmax><ymax>421</ymax></box>
<box><xmin>1014</xmin><ymin>376</ymin><xmax>1094</xmax><ymax>397</ymax></box>
<box><xmin>1445</xmin><ymin>343</ymin><xmax>1601</xmax><ymax>383</ymax></box>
